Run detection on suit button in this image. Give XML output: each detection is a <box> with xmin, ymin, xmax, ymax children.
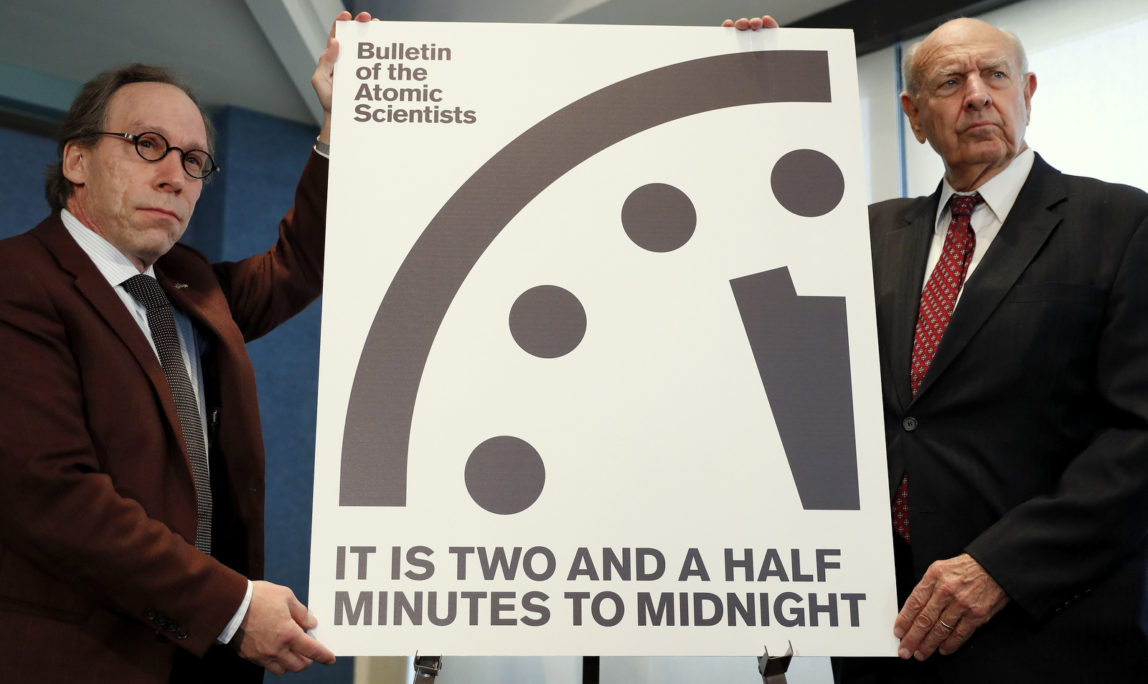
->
<box><xmin>145</xmin><ymin>608</ymin><xmax>157</xmax><ymax>621</ymax></box>
<box><xmin>902</xmin><ymin>417</ymin><xmax>919</xmax><ymax>432</ymax></box>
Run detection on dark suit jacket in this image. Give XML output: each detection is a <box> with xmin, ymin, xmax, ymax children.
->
<box><xmin>0</xmin><ymin>152</ymin><xmax>328</xmax><ymax>683</ymax></box>
<box><xmin>866</xmin><ymin>155</ymin><xmax>1148</xmax><ymax>681</ymax></box>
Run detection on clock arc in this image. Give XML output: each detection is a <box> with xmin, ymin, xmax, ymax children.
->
<box><xmin>339</xmin><ymin>50</ymin><xmax>833</xmax><ymax>507</ymax></box>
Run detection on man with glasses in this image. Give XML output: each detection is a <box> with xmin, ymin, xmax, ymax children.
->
<box><xmin>0</xmin><ymin>11</ymin><xmax>372</xmax><ymax>683</ymax></box>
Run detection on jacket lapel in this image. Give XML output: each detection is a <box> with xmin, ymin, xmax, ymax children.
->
<box><xmin>880</xmin><ymin>190</ymin><xmax>939</xmax><ymax>411</ymax></box>
<box><xmin>33</xmin><ymin>216</ymin><xmax>188</xmax><ymax>444</ymax></box>
<box><xmin>910</xmin><ymin>155</ymin><xmax>1066</xmax><ymax>401</ymax></box>
<box><xmin>153</xmin><ymin>250</ymin><xmax>242</xmax><ymax>356</ymax></box>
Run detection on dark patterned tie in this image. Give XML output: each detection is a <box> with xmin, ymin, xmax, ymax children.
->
<box><xmin>894</xmin><ymin>193</ymin><xmax>982</xmax><ymax>544</ymax></box>
<box><xmin>122</xmin><ymin>274</ymin><xmax>212</xmax><ymax>554</ymax></box>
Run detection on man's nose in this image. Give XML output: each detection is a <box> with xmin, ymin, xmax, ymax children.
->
<box><xmin>154</xmin><ymin>151</ymin><xmax>187</xmax><ymax>189</ymax></box>
<box><xmin>964</xmin><ymin>74</ymin><xmax>991</xmax><ymax>110</ymax></box>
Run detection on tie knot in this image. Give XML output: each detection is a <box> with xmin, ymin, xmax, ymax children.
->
<box><xmin>949</xmin><ymin>192</ymin><xmax>982</xmax><ymax>220</ymax></box>
<box><xmin>121</xmin><ymin>274</ymin><xmax>171</xmax><ymax>311</ymax></box>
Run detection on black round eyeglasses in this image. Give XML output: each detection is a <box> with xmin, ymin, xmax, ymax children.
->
<box><xmin>97</xmin><ymin>131</ymin><xmax>220</xmax><ymax>179</ymax></box>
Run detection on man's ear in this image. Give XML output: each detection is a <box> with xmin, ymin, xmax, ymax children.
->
<box><xmin>61</xmin><ymin>140</ymin><xmax>89</xmax><ymax>186</ymax></box>
<box><xmin>900</xmin><ymin>93</ymin><xmax>927</xmax><ymax>144</ymax></box>
<box><xmin>1022</xmin><ymin>72</ymin><xmax>1037</xmax><ymax>124</ymax></box>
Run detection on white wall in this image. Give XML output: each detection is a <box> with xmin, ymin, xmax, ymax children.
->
<box><xmin>897</xmin><ymin>0</ymin><xmax>1148</xmax><ymax>199</ymax></box>
<box><xmin>857</xmin><ymin>45</ymin><xmax>903</xmax><ymax>203</ymax></box>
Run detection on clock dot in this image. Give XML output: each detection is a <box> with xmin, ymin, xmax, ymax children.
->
<box><xmin>465</xmin><ymin>436</ymin><xmax>546</xmax><ymax>514</ymax></box>
<box><xmin>770</xmin><ymin>149</ymin><xmax>844</xmax><ymax>217</ymax></box>
<box><xmin>622</xmin><ymin>183</ymin><xmax>696</xmax><ymax>252</ymax></box>
<box><xmin>510</xmin><ymin>285</ymin><xmax>586</xmax><ymax>358</ymax></box>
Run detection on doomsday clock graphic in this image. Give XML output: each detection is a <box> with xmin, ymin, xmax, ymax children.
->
<box><xmin>340</xmin><ymin>49</ymin><xmax>859</xmax><ymax>513</ymax></box>
<box><xmin>311</xmin><ymin>22</ymin><xmax>897</xmax><ymax>658</ymax></box>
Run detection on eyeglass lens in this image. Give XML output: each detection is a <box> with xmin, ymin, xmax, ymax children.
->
<box><xmin>134</xmin><ymin>132</ymin><xmax>216</xmax><ymax>178</ymax></box>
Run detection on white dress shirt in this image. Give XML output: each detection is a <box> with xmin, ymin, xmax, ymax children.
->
<box><xmin>923</xmin><ymin>147</ymin><xmax>1037</xmax><ymax>296</ymax></box>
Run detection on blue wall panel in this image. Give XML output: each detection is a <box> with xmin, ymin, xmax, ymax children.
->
<box><xmin>0</xmin><ymin>128</ymin><xmax>54</xmax><ymax>235</ymax></box>
<box><xmin>211</xmin><ymin>106</ymin><xmax>348</xmax><ymax>684</ymax></box>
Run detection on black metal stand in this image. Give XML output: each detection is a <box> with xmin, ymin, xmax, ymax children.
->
<box><xmin>757</xmin><ymin>643</ymin><xmax>794</xmax><ymax>684</ymax></box>
<box><xmin>583</xmin><ymin>655</ymin><xmax>600</xmax><ymax>684</ymax></box>
<box><xmin>413</xmin><ymin>653</ymin><xmax>443</xmax><ymax>681</ymax></box>
<box><xmin>414</xmin><ymin>649</ymin><xmax>789</xmax><ymax>683</ymax></box>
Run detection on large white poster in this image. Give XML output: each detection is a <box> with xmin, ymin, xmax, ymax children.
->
<box><xmin>309</xmin><ymin>20</ymin><xmax>898</xmax><ymax>657</ymax></box>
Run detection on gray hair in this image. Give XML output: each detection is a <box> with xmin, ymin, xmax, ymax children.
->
<box><xmin>901</xmin><ymin>23</ymin><xmax>1028</xmax><ymax>97</ymax></box>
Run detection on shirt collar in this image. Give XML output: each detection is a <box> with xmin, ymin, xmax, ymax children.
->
<box><xmin>935</xmin><ymin>147</ymin><xmax>1036</xmax><ymax>234</ymax></box>
<box><xmin>60</xmin><ymin>209</ymin><xmax>157</xmax><ymax>287</ymax></box>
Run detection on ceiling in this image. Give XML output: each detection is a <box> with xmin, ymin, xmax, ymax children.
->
<box><xmin>0</xmin><ymin>0</ymin><xmax>847</xmax><ymax>133</ymax></box>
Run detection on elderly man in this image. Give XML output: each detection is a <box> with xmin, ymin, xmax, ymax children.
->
<box><xmin>731</xmin><ymin>15</ymin><xmax>1148</xmax><ymax>682</ymax></box>
<box><xmin>0</xmin><ymin>11</ymin><xmax>371</xmax><ymax>683</ymax></box>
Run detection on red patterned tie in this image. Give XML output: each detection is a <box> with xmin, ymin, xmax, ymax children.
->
<box><xmin>894</xmin><ymin>193</ymin><xmax>981</xmax><ymax>544</ymax></box>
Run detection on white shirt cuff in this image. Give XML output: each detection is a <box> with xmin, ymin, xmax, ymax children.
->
<box><xmin>217</xmin><ymin>580</ymin><xmax>253</xmax><ymax>644</ymax></box>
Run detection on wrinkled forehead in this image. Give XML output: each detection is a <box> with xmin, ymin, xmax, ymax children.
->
<box><xmin>917</xmin><ymin>22</ymin><xmax>1021</xmax><ymax>75</ymax></box>
<box><xmin>923</xmin><ymin>45</ymin><xmax>1017</xmax><ymax>79</ymax></box>
<box><xmin>105</xmin><ymin>81</ymin><xmax>210</xmax><ymax>149</ymax></box>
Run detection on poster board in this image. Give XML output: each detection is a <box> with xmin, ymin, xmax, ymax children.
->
<box><xmin>309</xmin><ymin>20</ymin><xmax>897</xmax><ymax>657</ymax></box>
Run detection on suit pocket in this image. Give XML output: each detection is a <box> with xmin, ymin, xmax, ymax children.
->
<box><xmin>0</xmin><ymin>547</ymin><xmax>91</xmax><ymax>623</ymax></box>
<box><xmin>1000</xmin><ymin>282</ymin><xmax>1105</xmax><ymax>339</ymax></box>
<box><xmin>1003</xmin><ymin>281</ymin><xmax>1103</xmax><ymax>304</ymax></box>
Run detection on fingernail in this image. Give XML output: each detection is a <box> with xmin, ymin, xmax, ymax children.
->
<box><xmin>898</xmin><ymin>648</ymin><xmax>911</xmax><ymax>659</ymax></box>
<box><xmin>893</xmin><ymin>627</ymin><xmax>905</xmax><ymax>639</ymax></box>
